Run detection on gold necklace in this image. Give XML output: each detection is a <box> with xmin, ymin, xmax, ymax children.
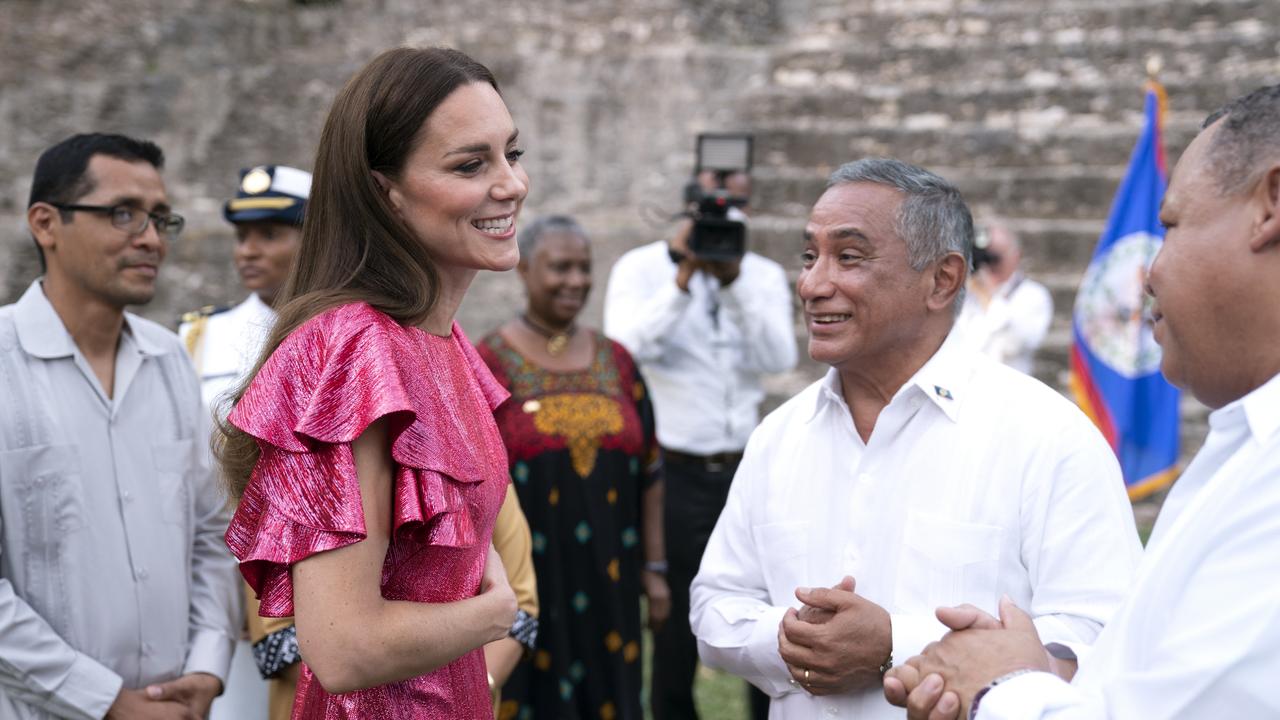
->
<box><xmin>520</xmin><ymin>314</ymin><xmax>577</xmax><ymax>357</ymax></box>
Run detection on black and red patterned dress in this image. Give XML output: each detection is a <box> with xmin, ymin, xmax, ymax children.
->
<box><xmin>476</xmin><ymin>331</ymin><xmax>660</xmax><ymax>720</ymax></box>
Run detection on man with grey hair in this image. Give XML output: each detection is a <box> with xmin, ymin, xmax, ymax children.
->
<box><xmin>689</xmin><ymin>158</ymin><xmax>1141</xmax><ymax>719</ymax></box>
<box><xmin>886</xmin><ymin>83</ymin><xmax>1280</xmax><ymax>720</ymax></box>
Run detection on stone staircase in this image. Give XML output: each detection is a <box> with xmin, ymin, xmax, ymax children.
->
<box><xmin>730</xmin><ymin>0</ymin><xmax>1277</xmax><ymax>462</ymax></box>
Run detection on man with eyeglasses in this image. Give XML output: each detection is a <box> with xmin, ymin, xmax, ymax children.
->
<box><xmin>0</xmin><ymin>133</ymin><xmax>239</xmax><ymax>719</ymax></box>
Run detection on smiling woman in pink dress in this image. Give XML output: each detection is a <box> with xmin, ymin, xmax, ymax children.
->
<box><xmin>215</xmin><ymin>47</ymin><xmax>530</xmax><ymax>719</ymax></box>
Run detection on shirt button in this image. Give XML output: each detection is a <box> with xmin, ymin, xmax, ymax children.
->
<box><xmin>136</xmin><ymin>568</ymin><xmax>149</xmax><ymax>580</ymax></box>
<box><xmin>825</xmin><ymin>707</ymin><xmax>839</xmax><ymax>716</ymax></box>
<box><xmin>142</xmin><ymin>643</ymin><xmax>152</xmax><ymax>655</ymax></box>
<box><xmin>122</xmin><ymin>491</ymin><xmax>133</xmax><ymax>502</ymax></box>
<box><xmin>857</xmin><ymin>473</ymin><xmax>872</xmax><ymax>484</ymax></box>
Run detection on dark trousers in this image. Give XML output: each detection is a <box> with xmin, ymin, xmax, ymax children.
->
<box><xmin>651</xmin><ymin>452</ymin><xmax>769</xmax><ymax>720</ymax></box>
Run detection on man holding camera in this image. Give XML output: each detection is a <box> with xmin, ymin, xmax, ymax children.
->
<box><xmin>605</xmin><ymin>162</ymin><xmax>798</xmax><ymax>719</ymax></box>
<box><xmin>952</xmin><ymin>222</ymin><xmax>1053</xmax><ymax>375</ymax></box>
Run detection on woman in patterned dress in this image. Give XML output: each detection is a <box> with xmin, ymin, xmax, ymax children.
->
<box><xmin>476</xmin><ymin>216</ymin><xmax>670</xmax><ymax>720</ymax></box>
<box><xmin>216</xmin><ymin>47</ymin><xmax>530</xmax><ymax>719</ymax></box>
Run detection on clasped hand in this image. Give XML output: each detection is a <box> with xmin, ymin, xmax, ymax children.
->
<box><xmin>106</xmin><ymin>672</ymin><xmax>222</xmax><ymax>720</ymax></box>
<box><xmin>882</xmin><ymin>596</ymin><xmax>1053</xmax><ymax>720</ymax></box>
<box><xmin>777</xmin><ymin>576</ymin><xmax>891</xmax><ymax>696</ymax></box>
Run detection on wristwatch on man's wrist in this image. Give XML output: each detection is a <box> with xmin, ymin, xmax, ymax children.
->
<box><xmin>969</xmin><ymin>668</ymin><xmax>1037</xmax><ymax>720</ymax></box>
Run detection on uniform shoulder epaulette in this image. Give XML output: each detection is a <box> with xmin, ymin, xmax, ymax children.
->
<box><xmin>178</xmin><ymin>304</ymin><xmax>230</xmax><ymax>326</ymax></box>
<box><xmin>179</xmin><ymin>304</ymin><xmax>230</xmax><ymax>364</ymax></box>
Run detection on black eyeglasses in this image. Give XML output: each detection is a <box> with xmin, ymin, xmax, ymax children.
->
<box><xmin>51</xmin><ymin>203</ymin><xmax>185</xmax><ymax>239</ymax></box>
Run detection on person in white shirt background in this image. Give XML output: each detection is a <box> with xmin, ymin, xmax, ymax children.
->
<box><xmin>604</xmin><ymin>166</ymin><xmax>798</xmax><ymax>720</ymax></box>
<box><xmin>951</xmin><ymin>221</ymin><xmax>1053</xmax><ymax>375</ymax></box>
<box><xmin>885</xmin><ymin>83</ymin><xmax>1280</xmax><ymax>720</ymax></box>
<box><xmin>688</xmin><ymin>158</ymin><xmax>1142</xmax><ymax>720</ymax></box>
<box><xmin>179</xmin><ymin>164</ymin><xmax>311</xmax><ymax>720</ymax></box>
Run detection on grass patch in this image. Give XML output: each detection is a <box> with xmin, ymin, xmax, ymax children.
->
<box><xmin>640</xmin><ymin>598</ymin><xmax>753</xmax><ymax>720</ymax></box>
<box><xmin>694</xmin><ymin>665</ymin><xmax>750</xmax><ymax>719</ymax></box>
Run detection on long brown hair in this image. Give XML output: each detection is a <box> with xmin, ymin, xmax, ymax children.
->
<box><xmin>216</xmin><ymin>47</ymin><xmax>500</xmax><ymax>498</ymax></box>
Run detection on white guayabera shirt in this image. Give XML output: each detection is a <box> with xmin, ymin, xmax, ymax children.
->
<box><xmin>977</xmin><ymin>372</ymin><xmax>1280</xmax><ymax>720</ymax></box>
<box><xmin>690</xmin><ymin>332</ymin><xmax>1142</xmax><ymax>720</ymax></box>
<box><xmin>0</xmin><ymin>281</ymin><xmax>238</xmax><ymax>720</ymax></box>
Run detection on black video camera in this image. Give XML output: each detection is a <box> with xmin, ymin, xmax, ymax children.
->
<box><xmin>683</xmin><ymin>133</ymin><xmax>753</xmax><ymax>261</ymax></box>
<box><xmin>972</xmin><ymin>225</ymin><xmax>1000</xmax><ymax>271</ymax></box>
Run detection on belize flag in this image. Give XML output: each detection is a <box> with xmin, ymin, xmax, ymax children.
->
<box><xmin>1069</xmin><ymin>81</ymin><xmax>1180</xmax><ymax>500</ymax></box>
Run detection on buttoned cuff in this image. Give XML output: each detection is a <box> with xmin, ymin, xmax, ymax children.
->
<box><xmin>744</xmin><ymin>605</ymin><xmax>795</xmax><ymax>697</ymax></box>
<box><xmin>974</xmin><ymin>671</ymin><xmax>1076</xmax><ymax>720</ymax></box>
<box><xmin>182</xmin><ymin>629</ymin><xmax>236</xmax><ymax>687</ymax></box>
<box><xmin>57</xmin><ymin>652</ymin><xmax>123</xmax><ymax>720</ymax></box>
<box><xmin>889</xmin><ymin>613</ymin><xmax>949</xmax><ymax>663</ymax></box>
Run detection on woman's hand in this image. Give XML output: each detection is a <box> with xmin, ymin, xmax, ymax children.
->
<box><xmin>480</xmin><ymin>543</ymin><xmax>519</xmax><ymax>642</ymax></box>
<box><xmin>642</xmin><ymin>569</ymin><xmax>671</xmax><ymax>632</ymax></box>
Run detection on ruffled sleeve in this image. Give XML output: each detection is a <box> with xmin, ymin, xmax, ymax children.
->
<box><xmin>224</xmin><ymin>304</ymin><xmax>422</xmax><ymax>616</ymax></box>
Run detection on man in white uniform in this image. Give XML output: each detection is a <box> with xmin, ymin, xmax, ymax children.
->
<box><xmin>179</xmin><ymin>164</ymin><xmax>310</xmax><ymax>414</ymax></box>
<box><xmin>181</xmin><ymin>164</ymin><xmax>310</xmax><ymax>720</ymax></box>
<box><xmin>689</xmin><ymin>158</ymin><xmax>1141</xmax><ymax>720</ymax></box>
<box><xmin>951</xmin><ymin>222</ymin><xmax>1053</xmax><ymax>375</ymax></box>
<box><xmin>885</xmin><ymin>84</ymin><xmax>1280</xmax><ymax>720</ymax></box>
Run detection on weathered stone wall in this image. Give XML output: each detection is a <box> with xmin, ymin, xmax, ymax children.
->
<box><xmin>2</xmin><ymin>0</ymin><xmax>1277</xmax><ymax>459</ymax></box>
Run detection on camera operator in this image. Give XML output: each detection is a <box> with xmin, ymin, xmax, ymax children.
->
<box><xmin>605</xmin><ymin>166</ymin><xmax>798</xmax><ymax>720</ymax></box>
<box><xmin>953</xmin><ymin>221</ymin><xmax>1053</xmax><ymax>375</ymax></box>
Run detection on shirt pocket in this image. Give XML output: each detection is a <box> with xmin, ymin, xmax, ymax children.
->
<box><xmin>898</xmin><ymin>512</ymin><xmax>1004</xmax><ymax>614</ymax></box>
<box><xmin>750</xmin><ymin>521</ymin><xmax>810</xmax><ymax>604</ymax></box>
<box><xmin>0</xmin><ymin>443</ymin><xmax>88</xmax><ymax>541</ymax></box>
<box><xmin>151</xmin><ymin>438</ymin><xmax>194</xmax><ymax>526</ymax></box>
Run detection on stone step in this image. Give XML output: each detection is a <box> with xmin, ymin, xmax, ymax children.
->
<box><xmin>763</xmin><ymin>33</ymin><xmax>1273</xmax><ymax>91</ymax></box>
<box><xmin>797</xmin><ymin>0</ymin><xmax>1266</xmax><ymax>21</ymax></box>
<box><xmin>787</xmin><ymin>0</ymin><xmax>1269</xmax><ymax>54</ymax></box>
<box><xmin>743</xmin><ymin>122</ymin><xmax>1204</xmax><ymax>174</ymax></box>
<box><xmin>736</xmin><ymin>80</ymin><xmax>1236</xmax><ymax>131</ymax></box>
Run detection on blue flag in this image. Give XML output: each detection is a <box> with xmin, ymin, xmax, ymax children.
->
<box><xmin>1069</xmin><ymin>83</ymin><xmax>1181</xmax><ymax>499</ymax></box>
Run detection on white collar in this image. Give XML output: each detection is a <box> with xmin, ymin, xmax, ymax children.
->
<box><xmin>808</xmin><ymin>329</ymin><xmax>976</xmax><ymax>425</ymax></box>
<box><xmin>1218</xmin><ymin>368</ymin><xmax>1280</xmax><ymax>443</ymax></box>
<box><xmin>14</xmin><ymin>280</ymin><xmax>168</xmax><ymax>359</ymax></box>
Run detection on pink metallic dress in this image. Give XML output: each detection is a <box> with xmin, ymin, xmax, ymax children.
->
<box><xmin>225</xmin><ymin>302</ymin><xmax>510</xmax><ymax>719</ymax></box>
